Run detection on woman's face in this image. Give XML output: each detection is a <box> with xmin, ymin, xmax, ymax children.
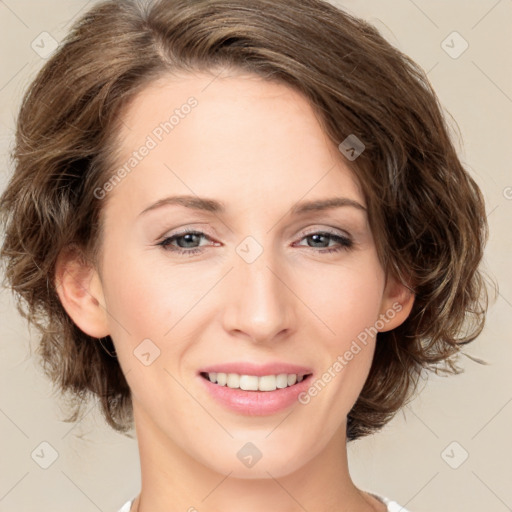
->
<box><xmin>69</xmin><ymin>71</ymin><xmax>411</xmax><ymax>478</ymax></box>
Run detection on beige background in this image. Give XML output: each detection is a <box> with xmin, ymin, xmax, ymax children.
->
<box><xmin>0</xmin><ymin>1</ymin><xmax>511</xmax><ymax>511</ymax></box>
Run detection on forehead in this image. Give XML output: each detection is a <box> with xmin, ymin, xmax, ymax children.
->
<box><xmin>117</xmin><ymin>70</ymin><xmax>331</xmax><ymax>151</ymax></box>
<box><xmin>104</xmin><ymin>70</ymin><xmax>365</xmax><ymax>218</ymax></box>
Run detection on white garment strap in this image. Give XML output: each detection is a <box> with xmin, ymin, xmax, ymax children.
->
<box><xmin>117</xmin><ymin>499</ymin><xmax>133</xmax><ymax>512</ymax></box>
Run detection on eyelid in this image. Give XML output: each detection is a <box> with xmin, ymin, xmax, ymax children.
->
<box><xmin>157</xmin><ymin>225</ymin><xmax>216</xmax><ymax>241</ymax></box>
<box><xmin>297</xmin><ymin>225</ymin><xmax>351</xmax><ymax>238</ymax></box>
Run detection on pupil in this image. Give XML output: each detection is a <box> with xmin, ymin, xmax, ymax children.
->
<box><xmin>180</xmin><ymin>233</ymin><xmax>198</xmax><ymax>248</ymax></box>
<box><xmin>310</xmin><ymin>234</ymin><xmax>326</xmax><ymax>247</ymax></box>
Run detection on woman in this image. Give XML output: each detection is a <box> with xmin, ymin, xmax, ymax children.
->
<box><xmin>0</xmin><ymin>0</ymin><xmax>491</xmax><ymax>510</ymax></box>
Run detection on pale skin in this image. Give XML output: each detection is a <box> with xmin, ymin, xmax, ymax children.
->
<box><xmin>55</xmin><ymin>69</ymin><xmax>415</xmax><ymax>512</ymax></box>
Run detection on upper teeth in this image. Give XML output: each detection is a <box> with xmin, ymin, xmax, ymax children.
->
<box><xmin>206</xmin><ymin>372</ymin><xmax>306</xmax><ymax>391</ymax></box>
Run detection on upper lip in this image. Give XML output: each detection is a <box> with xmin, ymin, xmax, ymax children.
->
<box><xmin>199</xmin><ymin>362</ymin><xmax>313</xmax><ymax>377</ymax></box>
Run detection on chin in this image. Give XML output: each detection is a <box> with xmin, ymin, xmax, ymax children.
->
<box><xmin>197</xmin><ymin>441</ymin><xmax>309</xmax><ymax>480</ymax></box>
<box><xmin>221</xmin><ymin>459</ymin><xmax>306</xmax><ymax>480</ymax></box>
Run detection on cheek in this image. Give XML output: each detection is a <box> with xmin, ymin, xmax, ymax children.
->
<box><xmin>299</xmin><ymin>255</ymin><xmax>385</xmax><ymax>402</ymax></box>
<box><xmin>98</xmin><ymin>254</ymin><xmax>193</xmax><ymax>404</ymax></box>
<box><xmin>99</xmin><ymin>247</ymin><xmax>214</xmax><ymax>372</ymax></box>
<box><xmin>98</xmin><ymin>249</ymin><xmax>175</xmax><ymax>353</ymax></box>
<box><xmin>300</xmin><ymin>255</ymin><xmax>385</xmax><ymax>345</ymax></box>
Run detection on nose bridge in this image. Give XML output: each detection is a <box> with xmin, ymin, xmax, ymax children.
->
<box><xmin>224</xmin><ymin>236</ymin><xmax>294</xmax><ymax>341</ymax></box>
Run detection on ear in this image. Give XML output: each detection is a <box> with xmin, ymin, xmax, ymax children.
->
<box><xmin>54</xmin><ymin>245</ymin><xmax>110</xmax><ymax>338</ymax></box>
<box><xmin>377</xmin><ymin>272</ymin><xmax>415</xmax><ymax>333</ymax></box>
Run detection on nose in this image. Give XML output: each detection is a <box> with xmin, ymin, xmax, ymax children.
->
<box><xmin>221</xmin><ymin>244</ymin><xmax>297</xmax><ymax>344</ymax></box>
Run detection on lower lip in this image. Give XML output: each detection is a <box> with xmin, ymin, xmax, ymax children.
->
<box><xmin>198</xmin><ymin>373</ymin><xmax>313</xmax><ymax>415</ymax></box>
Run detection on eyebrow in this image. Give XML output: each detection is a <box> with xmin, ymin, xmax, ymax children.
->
<box><xmin>138</xmin><ymin>194</ymin><xmax>367</xmax><ymax>217</ymax></box>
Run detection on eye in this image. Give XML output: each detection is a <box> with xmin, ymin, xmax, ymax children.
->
<box><xmin>157</xmin><ymin>230</ymin><xmax>215</xmax><ymax>256</ymax></box>
<box><xmin>294</xmin><ymin>230</ymin><xmax>353</xmax><ymax>254</ymax></box>
<box><xmin>157</xmin><ymin>228</ymin><xmax>353</xmax><ymax>256</ymax></box>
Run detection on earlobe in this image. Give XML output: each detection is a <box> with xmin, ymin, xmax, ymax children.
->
<box><xmin>378</xmin><ymin>273</ymin><xmax>415</xmax><ymax>333</ymax></box>
<box><xmin>54</xmin><ymin>246</ymin><xmax>110</xmax><ymax>338</ymax></box>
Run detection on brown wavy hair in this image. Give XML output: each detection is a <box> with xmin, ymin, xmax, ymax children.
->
<box><xmin>0</xmin><ymin>0</ymin><xmax>495</xmax><ymax>441</ymax></box>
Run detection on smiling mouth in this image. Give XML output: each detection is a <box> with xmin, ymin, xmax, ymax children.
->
<box><xmin>200</xmin><ymin>371</ymin><xmax>312</xmax><ymax>392</ymax></box>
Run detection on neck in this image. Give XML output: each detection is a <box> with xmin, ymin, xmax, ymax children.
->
<box><xmin>130</xmin><ymin>401</ymin><xmax>381</xmax><ymax>512</ymax></box>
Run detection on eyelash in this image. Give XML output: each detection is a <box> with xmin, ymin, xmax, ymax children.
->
<box><xmin>156</xmin><ymin>228</ymin><xmax>353</xmax><ymax>257</ymax></box>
